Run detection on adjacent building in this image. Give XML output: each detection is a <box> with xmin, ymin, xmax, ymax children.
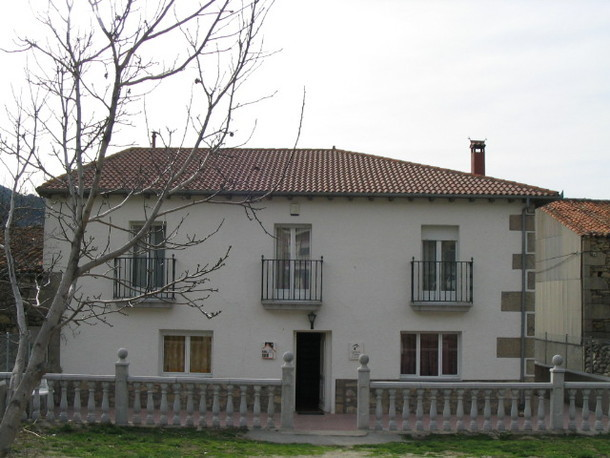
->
<box><xmin>536</xmin><ymin>199</ymin><xmax>610</xmax><ymax>375</ymax></box>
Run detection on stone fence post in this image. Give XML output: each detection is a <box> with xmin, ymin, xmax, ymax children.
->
<box><xmin>549</xmin><ymin>354</ymin><xmax>565</xmax><ymax>431</ymax></box>
<box><xmin>115</xmin><ymin>348</ymin><xmax>129</xmax><ymax>425</ymax></box>
<box><xmin>357</xmin><ymin>354</ymin><xmax>370</xmax><ymax>430</ymax></box>
<box><xmin>281</xmin><ymin>351</ymin><xmax>294</xmax><ymax>429</ymax></box>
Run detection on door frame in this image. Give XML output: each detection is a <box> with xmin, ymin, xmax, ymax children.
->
<box><xmin>294</xmin><ymin>330</ymin><xmax>331</xmax><ymax>413</ymax></box>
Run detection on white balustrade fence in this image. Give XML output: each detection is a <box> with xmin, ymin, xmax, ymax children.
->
<box><xmin>0</xmin><ymin>348</ymin><xmax>294</xmax><ymax>430</ymax></box>
<box><xmin>2</xmin><ymin>351</ymin><xmax>610</xmax><ymax>434</ymax></box>
<box><xmin>357</xmin><ymin>354</ymin><xmax>610</xmax><ymax>433</ymax></box>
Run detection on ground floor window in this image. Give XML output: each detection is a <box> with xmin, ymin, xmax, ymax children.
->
<box><xmin>161</xmin><ymin>332</ymin><xmax>212</xmax><ymax>374</ymax></box>
<box><xmin>400</xmin><ymin>332</ymin><xmax>458</xmax><ymax>377</ymax></box>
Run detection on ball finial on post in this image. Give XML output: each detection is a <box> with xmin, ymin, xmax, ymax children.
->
<box><xmin>551</xmin><ymin>354</ymin><xmax>564</xmax><ymax>368</ymax></box>
<box><xmin>117</xmin><ymin>348</ymin><xmax>128</xmax><ymax>362</ymax></box>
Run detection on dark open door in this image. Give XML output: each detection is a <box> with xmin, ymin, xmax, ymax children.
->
<box><xmin>295</xmin><ymin>332</ymin><xmax>323</xmax><ymax>413</ymax></box>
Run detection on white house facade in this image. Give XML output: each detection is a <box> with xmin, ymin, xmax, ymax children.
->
<box><xmin>39</xmin><ymin>142</ymin><xmax>560</xmax><ymax>413</ymax></box>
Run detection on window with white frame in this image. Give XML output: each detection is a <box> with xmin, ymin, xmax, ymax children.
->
<box><xmin>131</xmin><ymin>223</ymin><xmax>166</xmax><ymax>292</ymax></box>
<box><xmin>400</xmin><ymin>332</ymin><xmax>459</xmax><ymax>377</ymax></box>
<box><xmin>275</xmin><ymin>225</ymin><xmax>311</xmax><ymax>293</ymax></box>
<box><xmin>161</xmin><ymin>332</ymin><xmax>212</xmax><ymax>374</ymax></box>
<box><xmin>421</xmin><ymin>226</ymin><xmax>458</xmax><ymax>300</ymax></box>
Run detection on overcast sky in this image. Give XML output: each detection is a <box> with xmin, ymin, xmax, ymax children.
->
<box><xmin>1</xmin><ymin>1</ymin><xmax>609</xmax><ymax>198</ymax></box>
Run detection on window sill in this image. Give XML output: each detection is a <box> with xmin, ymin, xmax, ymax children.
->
<box><xmin>399</xmin><ymin>375</ymin><xmax>461</xmax><ymax>382</ymax></box>
<box><xmin>161</xmin><ymin>372</ymin><xmax>212</xmax><ymax>377</ymax></box>
<box><xmin>410</xmin><ymin>301</ymin><xmax>472</xmax><ymax>312</ymax></box>
<box><xmin>118</xmin><ymin>297</ymin><xmax>176</xmax><ymax>308</ymax></box>
<box><xmin>262</xmin><ymin>300</ymin><xmax>322</xmax><ymax>311</ymax></box>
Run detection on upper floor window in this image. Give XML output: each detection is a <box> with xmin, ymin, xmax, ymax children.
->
<box><xmin>275</xmin><ymin>225</ymin><xmax>311</xmax><ymax>293</ymax></box>
<box><xmin>401</xmin><ymin>332</ymin><xmax>459</xmax><ymax>377</ymax></box>
<box><xmin>261</xmin><ymin>224</ymin><xmax>323</xmax><ymax>305</ymax></box>
<box><xmin>114</xmin><ymin>222</ymin><xmax>175</xmax><ymax>300</ymax></box>
<box><xmin>422</xmin><ymin>226</ymin><xmax>458</xmax><ymax>297</ymax></box>
<box><xmin>276</xmin><ymin>225</ymin><xmax>311</xmax><ymax>260</ymax></box>
<box><xmin>132</xmin><ymin>223</ymin><xmax>166</xmax><ymax>291</ymax></box>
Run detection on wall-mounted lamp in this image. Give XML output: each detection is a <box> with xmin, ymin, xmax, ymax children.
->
<box><xmin>307</xmin><ymin>311</ymin><xmax>317</xmax><ymax>330</ymax></box>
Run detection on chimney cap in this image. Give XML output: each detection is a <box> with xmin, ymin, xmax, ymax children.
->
<box><xmin>469</xmin><ymin>138</ymin><xmax>486</xmax><ymax>175</ymax></box>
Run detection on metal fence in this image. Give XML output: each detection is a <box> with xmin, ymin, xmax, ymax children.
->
<box><xmin>411</xmin><ymin>259</ymin><xmax>473</xmax><ymax>303</ymax></box>
<box><xmin>261</xmin><ymin>258</ymin><xmax>323</xmax><ymax>302</ymax></box>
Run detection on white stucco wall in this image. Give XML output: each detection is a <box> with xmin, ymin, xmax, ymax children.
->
<box><xmin>45</xmin><ymin>194</ymin><xmax>528</xmax><ymax>411</ymax></box>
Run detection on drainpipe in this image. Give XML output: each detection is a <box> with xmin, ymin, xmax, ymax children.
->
<box><xmin>520</xmin><ymin>197</ymin><xmax>532</xmax><ymax>382</ymax></box>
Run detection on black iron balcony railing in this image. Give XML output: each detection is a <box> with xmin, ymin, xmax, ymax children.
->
<box><xmin>411</xmin><ymin>258</ymin><xmax>473</xmax><ymax>303</ymax></box>
<box><xmin>114</xmin><ymin>255</ymin><xmax>175</xmax><ymax>299</ymax></box>
<box><xmin>261</xmin><ymin>257</ymin><xmax>323</xmax><ymax>302</ymax></box>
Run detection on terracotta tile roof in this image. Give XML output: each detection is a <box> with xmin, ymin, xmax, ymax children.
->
<box><xmin>38</xmin><ymin>147</ymin><xmax>560</xmax><ymax>198</ymax></box>
<box><xmin>541</xmin><ymin>200</ymin><xmax>610</xmax><ymax>236</ymax></box>
<box><xmin>0</xmin><ymin>226</ymin><xmax>44</xmax><ymax>274</ymax></box>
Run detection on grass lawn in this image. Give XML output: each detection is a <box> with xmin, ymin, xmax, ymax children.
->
<box><xmin>10</xmin><ymin>424</ymin><xmax>610</xmax><ymax>457</ymax></box>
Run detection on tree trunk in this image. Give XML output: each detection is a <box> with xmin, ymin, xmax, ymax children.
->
<box><xmin>0</xmin><ymin>282</ymin><xmax>71</xmax><ymax>456</ymax></box>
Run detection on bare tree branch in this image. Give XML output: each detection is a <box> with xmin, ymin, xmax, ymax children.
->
<box><xmin>0</xmin><ymin>1</ymin><xmax>275</xmax><ymax>453</ymax></box>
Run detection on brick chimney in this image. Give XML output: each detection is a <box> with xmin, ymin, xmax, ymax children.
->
<box><xmin>470</xmin><ymin>139</ymin><xmax>486</xmax><ymax>176</ymax></box>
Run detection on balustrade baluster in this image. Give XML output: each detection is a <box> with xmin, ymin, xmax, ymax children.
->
<box><xmin>31</xmin><ymin>387</ymin><xmax>41</xmax><ymax>421</ymax></box>
<box><xmin>198</xmin><ymin>384</ymin><xmax>208</xmax><ymax>428</ymax></box>
<box><xmin>568</xmin><ymin>389</ymin><xmax>576</xmax><ymax>432</ymax></box>
<box><xmin>595</xmin><ymin>389</ymin><xmax>603</xmax><ymax>432</ymax></box>
<box><xmin>388</xmin><ymin>389</ymin><xmax>397</xmax><ymax>431</ymax></box>
<box><xmin>415</xmin><ymin>389</ymin><xmax>424</xmax><ymax>431</ymax></box>
<box><xmin>185</xmin><ymin>384</ymin><xmax>194</xmax><ymax>427</ymax></box>
<box><xmin>606</xmin><ymin>391</ymin><xmax>610</xmax><ymax>429</ymax></box>
<box><xmin>496</xmin><ymin>389</ymin><xmax>505</xmax><ymax>432</ymax></box>
<box><xmin>225</xmin><ymin>385</ymin><xmax>234</xmax><ymax>427</ymax></box>
<box><xmin>523</xmin><ymin>389</ymin><xmax>532</xmax><ymax>431</ymax></box>
<box><xmin>469</xmin><ymin>389</ymin><xmax>478</xmax><ymax>432</ymax></box>
<box><xmin>536</xmin><ymin>389</ymin><xmax>546</xmax><ymax>431</ymax></box>
<box><xmin>581</xmin><ymin>389</ymin><xmax>591</xmax><ymax>432</ymax></box>
<box><xmin>253</xmin><ymin>386</ymin><xmax>261</xmax><ymax>429</ymax></box>
<box><xmin>510</xmin><ymin>389</ymin><xmax>519</xmax><ymax>432</ymax></box>
<box><xmin>101</xmin><ymin>382</ymin><xmax>110</xmax><ymax>424</ymax></box>
<box><xmin>86</xmin><ymin>381</ymin><xmax>96</xmax><ymax>424</ymax></box>
<box><xmin>172</xmin><ymin>383</ymin><xmax>182</xmax><ymax>426</ymax></box>
<box><xmin>146</xmin><ymin>383</ymin><xmax>155</xmax><ymax>425</ymax></box>
<box><xmin>429</xmin><ymin>389</ymin><xmax>438</xmax><ymax>432</ymax></box>
<box><xmin>159</xmin><ymin>383</ymin><xmax>169</xmax><ymax>426</ymax></box>
<box><xmin>443</xmin><ymin>389</ymin><xmax>452</xmax><ymax>432</ymax></box>
<box><xmin>45</xmin><ymin>380</ymin><xmax>55</xmax><ymax>422</ymax></box>
<box><xmin>239</xmin><ymin>385</ymin><xmax>248</xmax><ymax>428</ymax></box>
<box><xmin>212</xmin><ymin>385</ymin><xmax>221</xmax><ymax>427</ymax></box>
<box><xmin>455</xmin><ymin>388</ymin><xmax>466</xmax><ymax>432</ymax></box>
<box><xmin>483</xmin><ymin>390</ymin><xmax>492</xmax><ymax>432</ymax></box>
<box><xmin>401</xmin><ymin>389</ymin><xmax>410</xmax><ymax>431</ymax></box>
<box><xmin>132</xmin><ymin>383</ymin><xmax>142</xmax><ymax>425</ymax></box>
<box><xmin>375</xmin><ymin>388</ymin><xmax>383</xmax><ymax>431</ymax></box>
<box><xmin>267</xmin><ymin>386</ymin><xmax>276</xmax><ymax>429</ymax></box>
<box><xmin>59</xmin><ymin>380</ymin><xmax>68</xmax><ymax>423</ymax></box>
<box><xmin>607</xmin><ymin>389</ymin><xmax>610</xmax><ymax>434</ymax></box>
<box><xmin>72</xmin><ymin>383</ymin><xmax>82</xmax><ymax>423</ymax></box>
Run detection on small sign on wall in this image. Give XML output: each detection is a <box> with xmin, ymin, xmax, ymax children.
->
<box><xmin>349</xmin><ymin>342</ymin><xmax>363</xmax><ymax>361</ymax></box>
<box><xmin>262</xmin><ymin>342</ymin><xmax>277</xmax><ymax>360</ymax></box>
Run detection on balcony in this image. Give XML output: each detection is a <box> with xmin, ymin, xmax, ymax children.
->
<box><xmin>261</xmin><ymin>257</ymin><xmax>323</xmax><ymax>310</ymax></box>
<box><xmin>410</xmin><ymin>258</ymin><xmax>473</xmax><ymax>311</ymax></box>
<box><xmin>114</xmin><ymin>256</ymin><xmax>175</xmax><ymax>305</ymax></box>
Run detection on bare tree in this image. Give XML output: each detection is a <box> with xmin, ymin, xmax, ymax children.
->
<box><xmin>0</xmin><ymin>0</ymin><xmax>273</xmax><ymax>453</ymax></box>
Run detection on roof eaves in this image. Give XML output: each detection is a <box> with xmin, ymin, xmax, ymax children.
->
<box><xmin>37</xmin><ymin>187</ymin><xmax>562</xmax><ymax>201</ymax></box>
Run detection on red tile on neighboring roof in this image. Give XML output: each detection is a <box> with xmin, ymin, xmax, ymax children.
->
<box><xmin>38</xmin><ymin>148</ymin><xmax>560</xmax><ymax>198</ymax></box>
<box><xmin>0</xmin><ymin>226</ymin><xmax>44</xmax><ymax>273</ymax></box>
<box><xmin>541</xmin><ymin>200</ymin><xmax>610</xmax><ymax>236</ymax></box>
